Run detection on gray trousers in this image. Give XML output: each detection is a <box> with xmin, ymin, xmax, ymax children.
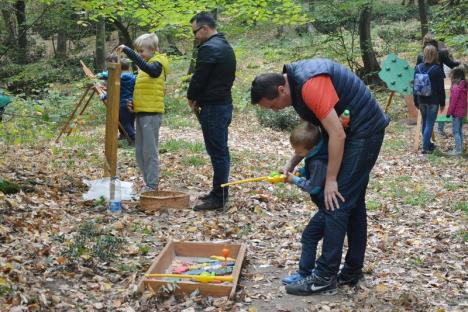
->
<box><xmin>135</xmin><ymin>113</ymin><xmax>162</xmax><ymax>188</ymax></box>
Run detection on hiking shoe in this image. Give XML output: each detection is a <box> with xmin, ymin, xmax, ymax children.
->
<box><xmin>337</xmin><ymin>270</ymin><xmax>363</xmax><ymax>286</ymax></box>
<box><xmin>282</xmin><ymin>272</ymin><xmax>307</xmax><ymax>285</ymax></box>
<box><xmin>193</xmin><ymin>198</ymin><xmax>226</xmax><ymax>211</ymax></box>
<box><xmin>198</xmin><ymin>192</ymin><xmax>213</xmax><ymax>201</ymax></box>
<box><xmin>285</xmin><ymin>272</ymin><xmax>337</xmax><ymax>296</ymax></box>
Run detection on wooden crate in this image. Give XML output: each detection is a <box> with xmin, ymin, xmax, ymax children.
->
<box><xmin>139</xmin><ymin>190</ymin><xmax>190</xmax><ymax>213</ymax></box>
<box><xmin>139</xmin><ymin>240</ymin><xmax>246</xmax><ymax>298</ymax></box>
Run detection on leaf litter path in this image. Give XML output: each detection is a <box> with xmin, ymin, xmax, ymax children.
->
<box><xmin>0</xmin><ymin>113</ymin><xmax>466</xmax><ymax>311</ymax></box>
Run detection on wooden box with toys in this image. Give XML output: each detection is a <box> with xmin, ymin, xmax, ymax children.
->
<box><xmin>138</xmin><ymin>240</ymin><xmax>247</xmax><ymax>298</ymax></box>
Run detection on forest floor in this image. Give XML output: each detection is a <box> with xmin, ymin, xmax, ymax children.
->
<box><xmin>0</xmin><ymin>107</ymin><xmax>466</xmax><ymax>311</ymax></box>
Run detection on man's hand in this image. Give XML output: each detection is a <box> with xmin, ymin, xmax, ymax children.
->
<box><xmin>324</xmin><ymin>179</ymin><xmax>345</xmax><ymax>211</ymax></box>
<box><xmin>115</xmin><ymin>44</ymin><xmax>127</xmax><ymax>53</ymax></box>
<box><xmin>188</xmin><ymin>100</ymin><xmax>200</xmax><ymax>114</ymax></box>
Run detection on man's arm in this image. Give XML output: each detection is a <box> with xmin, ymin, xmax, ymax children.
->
<box><xmin>187</xmin><ymin>45</ymin><xmax>216</xmax><ymax>101</ymax></box>
<box><xmin>320</xmin><ymin>109</ymin><xmax>346</xmax><ymax>210</ymax></box>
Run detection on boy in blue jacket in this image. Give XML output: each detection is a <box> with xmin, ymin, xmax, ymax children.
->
<box><xmin>281</xmin><ymin>122</ymin><xmax>336</xmax><ymax>295</ymax></box>
<box><xmin>98</xmin><ymin>57</ymin><xmax>136</xmax><ymax>143</ymax></box>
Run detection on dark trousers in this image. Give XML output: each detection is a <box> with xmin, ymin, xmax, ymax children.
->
<box><xmin>119</xmin><ymin>105</ymin><xmax>135</xmax><ymax>141</ymax></box>
<box><xmin>419</xmin><ymin>103</ymin><xmax>438</xmax><ymax>152</ymax></box>
<box><xmin>315</xmin><ymin>130</ymin><xmax>385</xmax><ymax>278</ymax></box>
<box><xmin>298</xmin><ymin>210</ymin><xmax>325</xmax><ymax>276</ymax></box>
<box><xmin>199</xmin><ymin>104</ymin><xmax>232</xmax><ymax>201</ymax></box>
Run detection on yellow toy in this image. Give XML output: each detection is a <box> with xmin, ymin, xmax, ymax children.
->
<box><xmin>221</xmin><ymin>172</ymin><xmax>286</xmax><ymax>188</ymax></box>
<box><xmin>145</xmin><ymin>273</ymin><xmax>233</xmax><ymax>283</ymax></box>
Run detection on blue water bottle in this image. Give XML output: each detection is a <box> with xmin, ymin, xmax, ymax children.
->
<box><xmin>108</xmin><ymin>177</ymin><xmax>122</xmax><ymax>213</ymax></box>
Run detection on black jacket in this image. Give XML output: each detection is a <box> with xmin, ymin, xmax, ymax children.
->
<box><xmin>187</xmin><ymin>33</ymin><xmax>236</xmax><ymax>105</ymax></box>
<box><xmin>413</xmin><ymin>63</ymin><xmax>446</xmax><ymax>107</ymax></box>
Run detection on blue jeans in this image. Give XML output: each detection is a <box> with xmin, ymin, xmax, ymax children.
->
<box><xmin>119</xmin><ymin>105</ymin><xmax>135</xmax><ymax>141</ymax></box>
<box><xmin>452</xmin><ymin>117</ymin><xmax>464</xmax><ymax>153</ymax></box>
<box><xmin>199</xmin><ymin>104</ymin><xmax>232</xmax><ymax>201</ymax></box>
<box><xmin>299</xmin><ymin>210</ymin><xmax>325</xmax><ymax>276</ymax></box>
<box><xmin>419</xmin><ymin>104</ymin><xmax>438</xmax><ymax>151</ymax></box>
<box><xmin>314</xmin><ymin>131</ymin><xmax>385</xmax><ymax>278</ymax></box>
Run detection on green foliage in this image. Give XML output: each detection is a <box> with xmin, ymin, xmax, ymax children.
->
<box><xmin>430</xmin><ymin>1</ymin><xmax>467</xmax><ymax>52</ymax></box>
<box><xmin>63</xmin><ymin>221</ymin><xmax>125</xmax><ymax>263</ymax></box>
<box><xmin>255</xmin><ymin>106</ymin><xmax>300</xmax><ymax>131</ymax></box>
<box><xmin>372</xmin><ymin>1</ymin><xmax>418</xmax><ymax>22</ymax></box>
<box><xmin>0</xmin><ymin>178</ymin><xmax>21</xmax><ymax>194</ymax></box>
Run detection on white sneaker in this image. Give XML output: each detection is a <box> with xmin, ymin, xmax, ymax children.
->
<box><xmin>447</xmin><ymin>150</ymin><xmax>462</xmax><ymax>156</ymax></box>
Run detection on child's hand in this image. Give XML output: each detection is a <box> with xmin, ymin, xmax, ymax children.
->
<box><xmin>286</xmin><ymin>172</ymin><xmax>296</xmax><ymax>184</ymax></box>
<box><xmin>115</xmin><ymin>44</ymin><xmax>127</xmax><ymax>53</ymax></box>
<box><xmin>127</xmin><ymin>100</ymin><xmax>134</xmax><ymax>112</ymax></box>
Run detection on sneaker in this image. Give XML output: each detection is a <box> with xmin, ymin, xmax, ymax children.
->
<box><xmin>140</xmin><ymin>185</ymin><xmax>156</xmax><ymax>193</ymax></box>
<box><xmin>337</xmin><ymin>270</ymin><xmax>363</xmax><ymax>286</ymax></box>
<box><xmin>285</xmin><ymin>272</ymin><xmax>337</xmax><ymax>296</ymax></box>
<box><xmin>429</xmin><ymin>142</ymin><xmax>436</xmax><ymax>151</ymax></box>
<box><xmin>447</xmin><ymin>149</ymin><xmax>462</xmax><ymax>156</ymax></box>
<box><xmin>193</xmin><ymin>198</ymin><xmax>225</xmax><ymax>211</ymax></box>
<box><xmin>282</xmin><ymin>272</ymin><xmax>307</xmax><ymax>285</ymax></box>
<box><xmin>421</xmin><ymin>150</ymin><xmax>432</xmax><ymax>155</ymax></box>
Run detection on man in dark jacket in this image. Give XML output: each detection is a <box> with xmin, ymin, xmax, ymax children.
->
<box><xmin>251</xmin><ymin>59</ymin><xmax>389</xmax><ymax>295</ymax></box>
<box><xmin>188</xmin><ymin>12</ymin><xmax>236</xmax><ymax>211</ymax></box>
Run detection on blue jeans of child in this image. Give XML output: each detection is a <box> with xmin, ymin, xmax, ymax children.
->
<box><xmin>199</xmin><ymin>104</ymin><xmax>233</xmax><ymax>201</ymax></box>
<box><xmin>314</xmin><ymin>130</ymin><xmax>385</xmax><ymax>278</ymax></box>
<box><xmin>119</xmin><ymin>105</ymin><xmax>135</xmax><ymax>141</ymax></box>
<box><xmin>452</xmin><ymin>117</ymin><xmax>464</xmax><ymax>153</ymax></box>
<box><xmin>420</xmin><ymin>104</ymin><xmax>439</xmax><ymax>151</ymax></box>
<box><xmin>298</xmin><ymin>210</ymin><xmax>325</xmax><ymax>276</ymax></box>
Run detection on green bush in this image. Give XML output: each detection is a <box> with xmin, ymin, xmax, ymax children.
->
<box><xmin>255</xmin><ymin>106</ymin><xmax>300</xmax><ymax>131</ymax></box>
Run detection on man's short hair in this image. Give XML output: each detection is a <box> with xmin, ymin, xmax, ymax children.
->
<box><xmin>190</xmin><ymin>12</ymin><xmax>217</xmax><ymax>29</ymax></box>
<box><xmin>290</xmin><ymin>121</ymin><xmax>321</xmax><ymax>151</ymax></box>
<box><xmin>250</xmin><ymin>73</ymin><xmax>286</xmax><ymax>104</ymax></box>
<box><xmin>120</xmin><ymin>58</ymin><xmax>131</xmax><ymax>71</ymax></box>
<box><xmin>106</xmin><ymin>53</ymin><xmax>118</xmax><ymax>63</ymax></box>
<box><xmin>134</xmin><ymin>33</ymin><xmax>159</xmax><ymax>51</ymax></box>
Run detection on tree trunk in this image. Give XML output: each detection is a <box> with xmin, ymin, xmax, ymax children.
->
<box><xmin>95</xmin><ymin>17</ymin><xmax>106</xmax><ymax>72</ymax></box>
<box><xmin>358</xmin><ymin>3</ymin><xmax>381</xmax><ymax>85</ymax></box>
<box><xmin>56</xmin><ymin>30</ymin><xmax>67</xmax><ymax>59</ymax></box>
<box><xmin>1</xmin><ymin>9</ymin><xmax>17</xmax><ymax>46</ymax></box>
<box><xmin>14</xmin><ymin>0</ymin><xmax>27</xmax><ymax>64</ymax></box>
<box><xmin>418</xmin><ymin>0</ymin><xmax>429</xmax><ymax>38</ymax></box>
<box><xmin>112</xmin><ymin>17</ymin><xmax>133</xmax><ymax>48</ymax></box>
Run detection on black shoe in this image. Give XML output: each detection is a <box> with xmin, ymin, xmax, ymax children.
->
<box><xmin>198</xmin><ymin>192</ymin><xmax>212</xmax><ymax>201</ymax></box>
<box><xmin>337</xmin><ymin>270</ymin><xmax>363</xmax><ymax>286</ymax></box>
<box><xmin>421</xmin><ymin>149</ymin><xmax>432</xmax><ymax>154</ymax></box>
<box><xmin>193</xmin><ymin>198</ymin><xmax>225</xmax><ymax>211</ymax></box>
<box><xmin>285</xmin><ymin>272</ymin><xmax>337</xmax><ymax>296</ymax></box>
<box><xmin>429</xmin><ymin>142</ymin><xmax>436</xmax><ymax>151</ymax></box>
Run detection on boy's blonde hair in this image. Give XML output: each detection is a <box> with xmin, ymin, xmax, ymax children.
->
<box><xmin>134</xmin><ymin>33</ymin><xmax>159</xmax><ymax>51</ymax></box>
<box><xmin>290</xmin><ymin>121</ymin><xmax>321</xmax><ymax>150</ymax></box>
<box><xmin>423</xmin><ymin>45</ymin><xmax>439</xmax><ymax>64</ymax></box>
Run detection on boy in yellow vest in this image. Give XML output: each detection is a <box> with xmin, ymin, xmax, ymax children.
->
<box><xmin>116</xmin><ymin>34</ymin><xmax>169</xmax><ymax>192</ymax></box>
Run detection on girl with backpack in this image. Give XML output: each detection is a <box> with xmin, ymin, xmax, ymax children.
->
<box><xmin>447</xmin><ymin>67</ymin><xmax>467</xmax><ymax>156</ymax></box>
<box><xmin>413</xmin><ymin>45</ymin><xmax>446</xmax><ymax>154</ymax></box>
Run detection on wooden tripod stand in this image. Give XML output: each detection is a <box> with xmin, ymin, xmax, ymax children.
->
<box><xmin>55</xmin><ymin>61</ymin><xmax>131</xmax><ymax>144</ymax></box>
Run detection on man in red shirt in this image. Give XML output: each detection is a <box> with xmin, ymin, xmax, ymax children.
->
<box><xmin>251</xmin><ymin>59</ymin><xmax>389</xmax><ymax>295</ymax></box>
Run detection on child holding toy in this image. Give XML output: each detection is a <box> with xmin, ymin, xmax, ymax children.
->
<box><xmin>281</xmin><ymin>122</ymin><xmax>335</xmax><ymax>295</ymax></box>
<box><xmin>116</xmin><ymin>33</ymin><xmax>169</xmax><ymax>192</ymax></box>
<box><xmin>447</xmin><ymin>66</ymin><xmax>467</xmax><ymax>156</ymax></box>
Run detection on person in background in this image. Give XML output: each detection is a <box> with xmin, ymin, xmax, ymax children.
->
<box><xmin>446</xmin><ymin>66</ymin><xmax>467</xmax><ymax>156</ymax></box>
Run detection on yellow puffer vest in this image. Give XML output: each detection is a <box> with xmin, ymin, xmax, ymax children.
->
<box><xmin>133</xmin><ymin>53</ymin><xmax>169</xmax><ymax>113</ymax></box>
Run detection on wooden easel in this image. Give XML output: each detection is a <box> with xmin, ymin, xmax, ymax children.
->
<box><xmin>55</xmin><ymin>61</ymin><xmax>131</xmax><ymax>143</ymax></box>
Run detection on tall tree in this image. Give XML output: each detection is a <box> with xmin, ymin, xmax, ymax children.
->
<box><xmin>14</xmin><ymin>0</ymin><xmax>27</xmax><ymax>63</ymax></box>
<box><xmin>358</xmin><ymin>2</ymin><xmax>381</xmax><ymax>84</ymax></box>
<box><xmin>95</xmin><ymin>16</ymin><xmax>106</xmax><ymax>72</ymax></box>
<box><xmin>1</xmin><ymin>8</ymin><xmax>17</xmax><ymax>47</ymax></box>
<box><xmin>418</xmin><ymin>0</ymin><xmax>429</xmax><ymax>38</ymax></box>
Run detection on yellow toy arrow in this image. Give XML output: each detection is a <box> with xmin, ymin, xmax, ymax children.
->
<box><xmin>144</xmin><ymin>273</ymin><xmax>233</xmax><ymax>283</ymax></box>
<box><xmin>221</xmin><ymin>173</ymin><xmax>286</xmax><ymax>188</ymax></box>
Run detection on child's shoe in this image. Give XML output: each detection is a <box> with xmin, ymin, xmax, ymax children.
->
<box><xmin>447</xmin><ymin>149</ymin><xmax>462</xmax><ymax>156</ymax></box>
<box><xmin>282</xmin><ymin>272</ymin><xmax>307</xmax><ymax>285</ymax></box>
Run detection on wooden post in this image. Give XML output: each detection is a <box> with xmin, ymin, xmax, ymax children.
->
<box><xmin>413</xmin><ymin>111</ymin><xmax>422</xmax><ymax>152</ymax></box>
<box><xmin>104</xmin><ymin>62</ymin><xmax>121</xmax><ymax>177</ymax></box>
<box><xmin>384</xmin><ymin>91</ymin><xmax>395</xmax><ymax>113</ymax></box>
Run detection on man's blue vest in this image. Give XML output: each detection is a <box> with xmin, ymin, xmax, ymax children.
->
<box><xmin>283</xmin><ymin>59</ymin><xmax>390</xmax><ymax>138</ymax></box>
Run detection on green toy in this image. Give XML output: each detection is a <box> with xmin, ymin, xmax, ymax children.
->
<box><xmin>379</xmin><ymin>53</ymin><xmax>414</xmax><ymax>95</ymax></box>
<box><xmin>378</xmin><ymin>54</ymin><xmax>415</xmax><ymax>113</ymax></box>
